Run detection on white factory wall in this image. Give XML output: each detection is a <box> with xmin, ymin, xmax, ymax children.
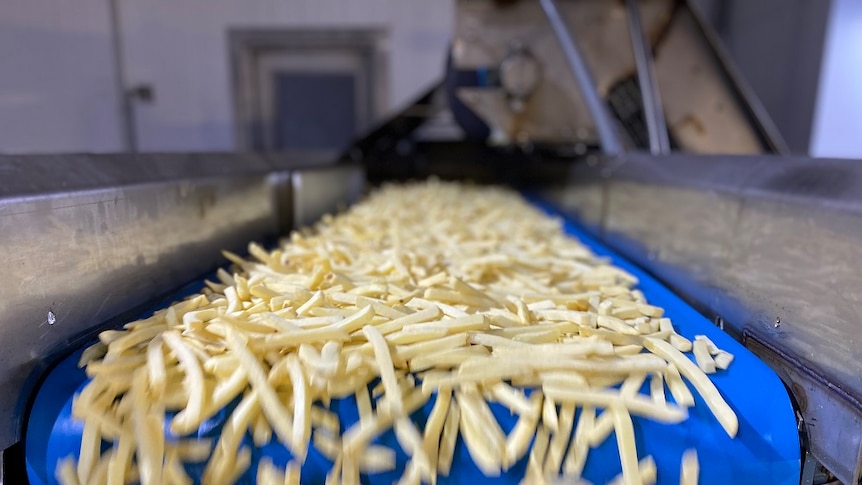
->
<box><xmin>810</xmin><ymin>0</ymin><xmax>862</xmax><ymax>160</ymax></box>
<box><xmin>121</xmin><ymin>0</ymin><xmax>453</xmax><ymax>151</ymax></box>
<box><xmin>0</xmin><ymin>0</ymin><xmax>125</xmax><ymax>154</ymax></box>
<box><xmin>0</xmin><ymin>0</ymin><xmax>453</xmax><ymax>154</ymax></box>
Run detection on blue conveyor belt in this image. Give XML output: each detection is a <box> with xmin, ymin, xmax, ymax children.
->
<box><xmin>25</xmin><ymin>200</ymin><xmax>800</xmax><ymax>485</ymax></box>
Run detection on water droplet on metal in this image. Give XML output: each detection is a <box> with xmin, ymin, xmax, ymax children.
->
<box><xmin>774</xmin><ymin>316</ymin><xmax>781</xmax><ymax>328</ymax></box>
<box><xmin>47</xmin><ymin>311</ymin><xmax>56</xmax><ymax>325</ymax></box>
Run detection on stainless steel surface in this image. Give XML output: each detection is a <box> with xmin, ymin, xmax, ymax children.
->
<box><xmin>626</xmin><ymin>0</ymin><xmax>670</xmax><ymax>155</ymax></box>
<box><xmin>539</xmin><ymin>0</ymin><xmax>624</xmax><ymax>155</ymax></box>
<box><xmin>0</xmin><ymin>153</ymin><xmax>349</xmax><ymax>454</ymax></box>
<box><xmin>2</xmin><ymin>179</ymin><xmax>274</xmax><ymax>449</ymax></box>
<box><xmin>291</xmin><ymin>165</ymin><xmax>365</xmax><ymax>228</ymax></box>
<box><xmin>542</xmin><ymin>153</ymin><xmax>862</xmax><ymax>483</ymax></box>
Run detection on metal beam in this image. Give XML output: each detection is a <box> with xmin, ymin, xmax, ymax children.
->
<box><xmin>539</xmin><ymin>0</ymin><xmax>624</xmax><ymax>155</ymax></box>
<box><xmin>626</xmin><ymin>0</ymin><xmax>671</xmax><ymax>154</ymax></box>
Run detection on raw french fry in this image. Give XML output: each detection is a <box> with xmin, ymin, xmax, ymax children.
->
<box><xmin>644</xmin><ymin>338</ymin><xmax>738</xmax><ymax>437</ymax></box>
<box><xmin>714</xmin><ymin>351</ymin><xmax>734</xmax><ymax>370</ymax></box>
<box><xmin>564</xmin><ymin>406</ymin><xmax>595</xmax><ymax>478</ymax></box>
<box><xmin>162</xmin><ymin>331</ymin><xmax>206</xmax><ymax>435</ymax></box>
<box><xmin>505</xmin><ymin>392</ymin><xmax>544</xmax><ymax>467</ymax></box>
<box><xmin>76</xmin><ymin>417</ymin><xmax>100</xmax><ymax>484</ymax></box>
<box><xmin>650</xmin><ymin>372</ymin><xmax>666</xmax><ymax>405</ymax></box>
<box><xmin>545</xmin><ymin>402</ymin><xmax>576</xmax><ymax>475</ymax></box>
<box><xmin>665</xmin><ymin>363</ymin><xmax>695</xmax><ymax>407</ymax></box>
<box><xmin>364</xmin><ymin>324</ymin><xmax>404</xmax><ymax>416</ymax></box>
<box><xmin>525</xmin><ymin>426</ymin><xmax>551</xmax><ymax>483</ymax></box>
<box><xmin>692</xmin><ymin>339</ymin><xmax>716</xmax><ymax>374</ymax></box>
<box><xmin>130</xmin><ymin>369</ymin><xmax>164</xmax><ymax>485</ymax></box>
<box><xmin>611</xmin><ymin>404</ymin><xmax>639</xmax><ymax>485</ymax></box>
<box><xmin>257</xmin><ymin>457</ymin><xmax>285</xmax><ymax>485</ymax></box>
<box><xmin>56</xmin><ymin>456</ymin><xmax>80</xmax><ymax>485</ymax></box>
<box><xmin>106</xmin><ymin>423</ymin><xmax>134</xmax><ymax>485</ymax></box>
<box><xmin>424</xmin><ymin>387</ymin><xmax>452</xmax><ymax>479</ymax></box>
<box><xmin>224</xmin><ymin>330</ymin><xmax>303</xmax><ymax>458</ymax></box>
<box><xmin>487</xmin><ymin>381</ymin><xmax>534</xmax><ymax>416</ymax></box>
<box><xmin>680</xmin><ymin>449</ymin><xmax>699</xmax><ymax>485</ymax></box>
<box><xmin>285</xmin><ymin>354</ymin><xmax>312</xmax><ymax>458</ymax></box>
<box><xmin>395</xmin><ymin>417</ymin><xmax>433</xmax><ymax>479</ymax></box>
<box><xmin>543</xmin><ymin>385</ymin><xmax>687</xmax><ymax>424</ymax></box>
<box><xmin>285</xmin><ymin>461</ymin><xmax>301</xmax><ymax>485</ymax></box>
<box><xmin>608</xmin><ymin>456</ymin><xmax>658</xmax><ymax>485</ymax></box>
<box><xmin>224</xmin><ymin>446</ymin><xmax>252</xmax><ymax>485</ymax></box>
<box><xmin>359</xmin><ymin>445</ymin><xmax>397</xmax><ymax>473</ymax></box>
<box><xmin>589</xmin><ymin>373</ymin><xmax>647</xmax><ymax>447</ymax></box>
<box><xmin>69</xmin><ymin>181</ymin><xmax>741</xmax><ymax>485</ymax></box>
<box><xmin>458</xmin><ymin>389</ymin><xmax>506</xmax><ymax>476</ymax></box>
<box><xmin>438</xmin><ymin>399</ymin><xmax>461</xmax><ymax>476</ymax></box>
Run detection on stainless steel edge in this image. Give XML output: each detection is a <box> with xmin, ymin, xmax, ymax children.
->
<box><xmin>1</xmin><ymin>176</ymin><xmax>279</xmax><ymax>450</ymax></box>
<box><xmin>292</xmin><ymin>165</ymin><xmax>366</xmax><ymax>228</ymax></box>
<box><xmin>543</xmin><ymin>153</ymin><xmax>862</xmax><ymax>483</ymax></box>
<box><xmin>0</xmin><ymin>154</ymin><xmax>356</xmax><ymax>458</ymax></box>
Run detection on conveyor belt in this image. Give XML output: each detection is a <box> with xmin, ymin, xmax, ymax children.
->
<box><xmin>24</xmin><ymin>199</ymin><xmax>800</xmax><ymax>485</ymax></box>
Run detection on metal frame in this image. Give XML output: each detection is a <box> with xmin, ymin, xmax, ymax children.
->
<box><xmin>539</xmin><ymin>0</ymin><xmax>625</xmax><ymax>155</ymax></box>
<box><xmin>626</xmin><ymin>0</ymin><xmax>670</xmax><ymax>155</ymax></box>
<box><xmin>540</xmin><ymin>152</ymin><xmax>862</xmax><ymax>484</ymax></box>
<box><xmin>229</xmin><ymin>28</ymin><xmax>389</xmax><ymax>151</ymax></box>
<box><xmin>0</xmin><ymin>154</ymin><xmax>363</xmax><ymax>481</ymax></box>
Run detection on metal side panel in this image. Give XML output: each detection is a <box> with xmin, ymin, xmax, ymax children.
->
<box><xmin>292</xmin><ymin>165</ymin><xmax>366</xmax><ymax>228</ymax></box>
<box><xmin>0</xmin><ymin>176</ymin><xmax>280</xmax><ymax>450</ymax></box>
<box><xmin>0</xmin><ymin>153</ymin><xmax>356</xmax><ymax>454</ymax></box>
<box><xmin>542</xmin><ymin>153</ymin><xmax>862</xmax><ymax>484</ymax></box>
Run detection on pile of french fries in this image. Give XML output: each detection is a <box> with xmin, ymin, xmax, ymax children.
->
<box><xmin>60</xmin><ymin>181</ymin><xmax>736</xmax><ymax>485</ymax></box>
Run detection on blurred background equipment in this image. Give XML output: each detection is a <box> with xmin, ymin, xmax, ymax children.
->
<box><xmin>1</xmin><ymin>0</ymin><xmax>862</xmax><ymax>484</ymax></box>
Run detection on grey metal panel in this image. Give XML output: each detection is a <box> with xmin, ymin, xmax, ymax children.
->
<box><xmin>0</xmin><ymin>152</ymin><xmax>330</xmax><ymax>199</ymax></box>
<box><xmin>0</xmin><ymin>153</ymin><xmax>344</xmax><ymax>452</ymax></box>
<box><xmin>292</xmin><ymin>165</ymin><xmax>366</xmax><ymax>228</ymax></box>
<box><xmin>541</xmin><ymin>153</ymin><xmax>862</xmax><ymax>483</ymax></box>
<box><xmin>0</xmin><ymin>176</ymin><xmax>277</xmax><ymax>450</ymax></box>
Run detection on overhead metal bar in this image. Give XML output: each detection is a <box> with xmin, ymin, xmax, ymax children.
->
<box><xmin>626</xmin><ymin>0</ymin><xmax>671</xmax><ymax>154</ymax></box>
<box><xmin>539</xmin><ymin>0</ymin><xmax>624</xmax><ymax>156</ymax></box>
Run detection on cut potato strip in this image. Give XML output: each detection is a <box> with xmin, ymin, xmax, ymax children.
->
<box><xmin>665</xmin><ymin>363</ymin><xmax>695</xmax><ymax>408</ymax></box>
<box><xmin>505</xmin><ymin>392</ymin><xmax>543</xmax><ymax>467</ymax></box>
<box><xmin>544</xmin><ymin>402</ymin><xmax>576</xmax><ymax>475</ymax></box>
<box><xmin>224</xmin><ymin>330</ymin><xmax>303</xmax><ymax>458</ymax></box>
<box><xmin>56</xmin><ymin>456</ymin><xmax>80</xmax><ymax>485</ymax></box>
<box><xmin>644</xmin><ymin>338</ymin><xmax>738</xmax><ymax>437</ymax></box>
<box><xmin>692</xmin><ymin>339</ymin><xmax>716</xmax><ymax>374</ymax></box>
<box><xmin>69</xmin><ymin>181</ymin><xmax>737</xmax><ymax>485</ymax></box>
<box><xmin>438</xmin><ymin>399</ymin><xmax>461</xmax><ymax>476</ymax></box>
<box><xmin>680</xmin><ymin>448</ymin><xmax>699</xmax><ymax>485</ymax></box>
<box><xmin>608</xmin><ymin>456</ymin><xmax>657</xmax><ymax>485</ymax></box>
<box><xmin>543</xmin><ymin>385</ymin><xmax>687</xmax><ymax>423</ymax></box>
<box><xmin>564</xmin><ymin>406</ymin><xmax>595</xmax><ymax>478</ymax></box>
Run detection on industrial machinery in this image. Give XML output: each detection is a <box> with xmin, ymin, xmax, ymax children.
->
<box><xmin>1</xmin><ymin>0</ymin><xmax>858</xmax><ymax>483</ymax></box>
